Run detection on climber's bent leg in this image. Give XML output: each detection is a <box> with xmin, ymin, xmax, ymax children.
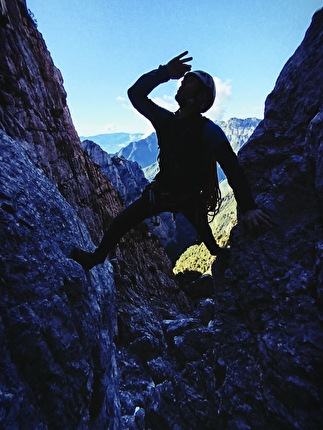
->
<box><xmin>71</xmin><ymin>192</ymin><xmax>152</xmax><ymax>270</ymax></box>
<box><xmin>181</xmin><ymin>208</ymin><xmax>222</xmax><ymax>256</ymax></box>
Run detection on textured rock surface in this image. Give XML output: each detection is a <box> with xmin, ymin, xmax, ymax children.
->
<box><xmin>0</xmin><ymin>132</ymin><xmax>120</xmax><ymax>428</ymax></box>
<box><xmin>0</xmin><ymin>0</ymin><xmax>122</xmax><ymax>244</ymax></box>
<box><xmin>82</xmin><ymin>139</ymin><xmax>148</xmax><ymax>207</ymax></box>
<box><xmin>221</xmin><ymin>9</ymin><xmax>323</xmax><ymax>429</ymax></box>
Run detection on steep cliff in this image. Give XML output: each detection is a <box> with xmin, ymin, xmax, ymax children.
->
<box><xmin>0</xmin><ymin>131</ymin><xmax>120</xmax><ymax>428</ymax></box>
<box><xmin>219</xmin><ymin>9</ymin><xmax>323</xmax><ymax>428</ymax></box>
<box><xmin>82</xmin><ymin>139</ymin><xmax>149</xmax><ymax>207</ymax></box>
<box><xmin>0</xmin><ymin>1</ymin><xmax>121</xmax><ymax>427</ymax></box>
<box><xmin>0</xmin><ymin>0</ymin><xmax>122</xmax><ymax>242</ymax></box>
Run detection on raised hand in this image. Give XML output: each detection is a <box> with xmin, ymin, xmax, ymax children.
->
<box><xmin>166</xmin><ymin>51</ymin><xmax>193</xmax><ymax>79</ymax></box>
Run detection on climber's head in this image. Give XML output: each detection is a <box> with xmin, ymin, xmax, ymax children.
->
<box><xmin>175</xmin><ymin>70</ymin><xmax>216</xmax><ymax>113</ymax></box>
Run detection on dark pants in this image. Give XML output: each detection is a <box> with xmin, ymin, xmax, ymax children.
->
<box><xmin>95</xmin><ymin>186</ymin><xmax>220</xmax><ymax>260</ymax></box>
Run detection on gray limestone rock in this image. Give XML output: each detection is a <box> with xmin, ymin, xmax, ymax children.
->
<box><xmin>0</xmin><ymin>132</ymin><xmax>120</xmax><ymax>428</ymax></box>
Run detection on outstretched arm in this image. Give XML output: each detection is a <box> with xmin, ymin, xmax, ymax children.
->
<box><xmin>203</xmin><ymin>122</ymin><xmax>275</xmax><ymax>235</ymax></box>
<box><xmin>127</xmin><ymin>52</ymin><xmax>192</xmax><ymax>128</ymax></box>
<box><xmin>218</xmin><ymin>142</ymin><xmax>275</xmax><ymax>234</ymax></box>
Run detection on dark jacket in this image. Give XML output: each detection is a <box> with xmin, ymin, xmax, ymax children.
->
<box><xmin>128</xmin><ymin>65</ymin><xmax>257</xmax><ymax>214</ymax></box>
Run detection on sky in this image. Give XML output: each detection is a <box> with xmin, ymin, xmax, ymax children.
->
<box><xmin>27</xmin><ymin>0</ymin><xmax>321</xmax><ymax>137</ymax></box>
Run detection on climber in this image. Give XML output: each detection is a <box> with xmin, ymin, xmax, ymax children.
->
<box><xmin>71</xmin><ymin>51</ymin><xmax>273</xmax><ymax>270</ymax></box>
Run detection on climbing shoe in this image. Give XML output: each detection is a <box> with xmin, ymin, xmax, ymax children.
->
<box><xmin>70</xmin><ymin>248</ymin><xmax>100</xmax><ymax>271</ymax></box>
<box><xmin>217</xmin><ymin>247</ymin><xmax>231</xmax><ymax>265</ymax></box>
<box><xmin>211</xmin><ymin>248</ymin><xmax>231</xmax><ymax>280</ymax></box>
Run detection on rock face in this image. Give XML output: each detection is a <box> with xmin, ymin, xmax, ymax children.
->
<box><xmin>0</xmin><ymin>132</ymin><xmax>119</xmax><ymax>428</ymax></box>
<box><xmin>0</xmin><ymin>0</ymin><xmax>122</xmax><ymax>244</ymax></box>
<box><xmin>224</xmin><ymin>9</ymin><xmax>323</xmax><ymax>429</ymax></box>
<box><xmin>0</xmin><ymin>2</ymin><xmax>322</xmax><ymax>430</ymax></box>
<box><xmin>82</xmin><ymin>139</ymin><xmax>149</xmax><ymax>207</ymax></box>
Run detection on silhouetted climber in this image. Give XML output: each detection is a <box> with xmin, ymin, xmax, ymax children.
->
<box><xmin>71</xmin><ymin>52</ymin><xmax>272</xmax><ymax>270</ymax></box>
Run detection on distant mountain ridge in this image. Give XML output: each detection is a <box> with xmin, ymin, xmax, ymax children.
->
<box><xmin>81</xmin><ymin>139</ymin><xmax>148</xmax><ymax>206</ymax></box>
<box><xmin>79</xmin><ymin>132</ymin><xmax>144</xmax><ymax>154</ymax></box>
<box><xmin>116</xmin><ymin>132</ymin><xmax>158</xmax><ymax>168</ymax></box>
<box><xmin>214</xmin><ymin>117</ymin><xmax>261</xmax><ymax>153</ymax></box>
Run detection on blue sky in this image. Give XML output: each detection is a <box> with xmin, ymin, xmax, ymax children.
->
<box><xmin>27</xmin><ymin>0</ymin><xmax>321</xmax><ymax>136</ymax></box>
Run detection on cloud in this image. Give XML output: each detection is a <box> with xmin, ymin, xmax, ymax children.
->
<box><xmin>116</xmin><ymin>95</ymin><xmax>129</xmax><ymax>108</ymax></box>
<box><xmin>151</xmin><ymin>95</ymin><xmax>177</xmax><ymax>112</ymax></box>
<box><xmin>76</xmin><ymin>123</ymin><xmax>118</xmax><ymax>136</ymax></box>
<box><xmin>151</xmin><ymin>77</ymin><xmax>232</xmax><ymax>120</ymax></box>
<box><xmin>207</xmin><ymin>76</ymin><xmax>232</xmax><ymax>121</ymax></box>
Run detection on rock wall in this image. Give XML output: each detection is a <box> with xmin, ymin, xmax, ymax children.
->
<box><xmin>0</xmin><ymin>0</ymin><xmax>130</xmax><ymax>244</ymax></box>
<box><xmin>0</xmin><ymin>132</ymin><xmax>120</xmax><ymax>428</ymax></box>
<box><xmin>219</xmin><ymin>8</ymin><xmax>323</xmax><ymax>429</ymax></box>
<box><xmin>82</xmin><ymin>139</ymin><xmax>149</xmax><ymax>207</ymax></box>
